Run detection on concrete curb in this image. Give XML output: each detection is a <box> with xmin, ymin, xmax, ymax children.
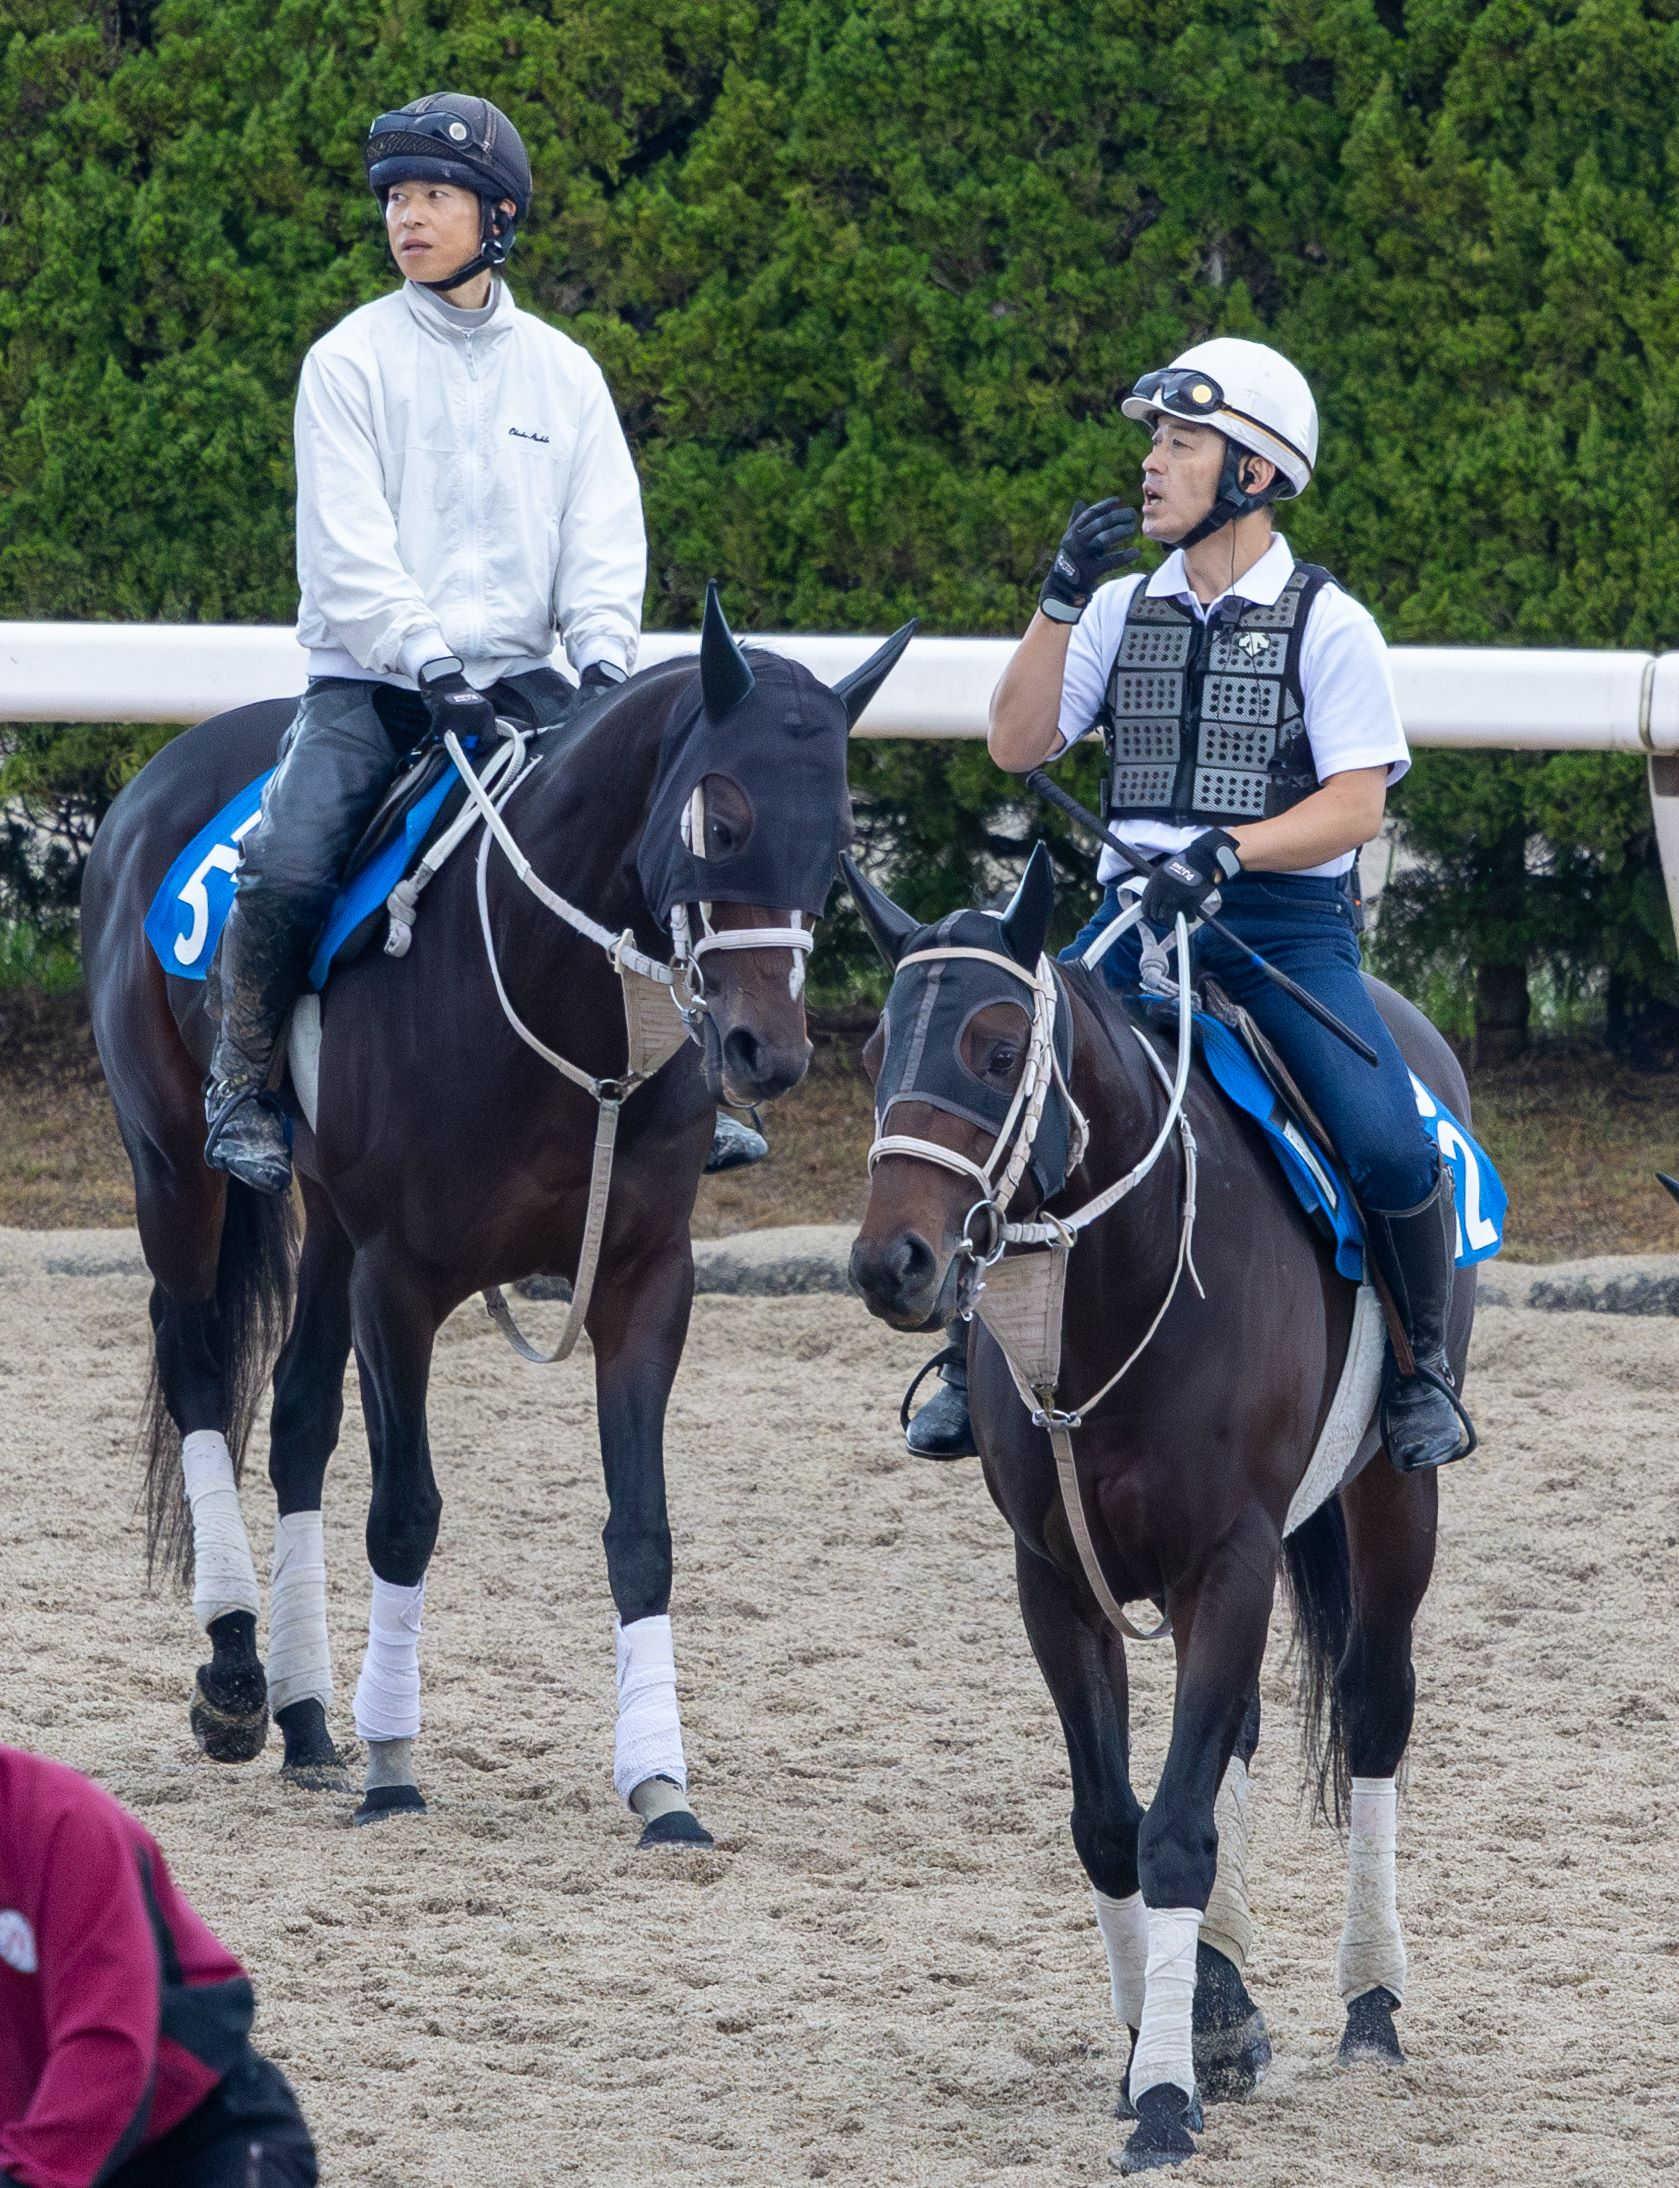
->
<box><xmin>10</xmin><ymin>1226</ymin><xmax>1679</xmax><ymax>1315</ymax></box>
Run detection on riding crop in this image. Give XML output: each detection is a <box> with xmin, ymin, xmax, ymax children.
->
<box><xmin>1024</xmin><ymin>769</ymin><xmax>1380</xmax><ymax>1067</ymax></box>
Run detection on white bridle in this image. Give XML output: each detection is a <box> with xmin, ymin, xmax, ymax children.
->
<box><xmin>669</xmin><ymin>778</ymin><xmax>815</xmax><ymax>1009</ymax></box>
<box><xmin>866</xmin><ymin>891</ymin><xmax>1205</xmax><ymax>1645</ymax></box>
<box><xmin>866</xmin><ymin>893</ymin><xmax>1197</xmax><ymax>1263</ymax></box>
<box><xmin>423</xmin><ymin>723</ymin><xmax>821</xmax><ymax>1366</ymax></box>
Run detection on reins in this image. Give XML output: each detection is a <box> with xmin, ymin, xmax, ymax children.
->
<box><xmin>402</xmin><ymin>720</ymin><xmax>812</xmax><ymax>1364</ymax></box>
<box><xmin>869</xmin><ymin>896</ymin><xmax>1204</xmax><ymax>1641</ymax></box>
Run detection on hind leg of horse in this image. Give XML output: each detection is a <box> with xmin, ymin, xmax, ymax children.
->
<box><xmin>137</xmin><ymin>1159</ymin><xmax>269</xmax><ymax>1766</ymax></box>
<box><xmin>589</xmin><ymin>1241</ymin><xmax>712</xmax><ymax>1850</ymax></box>
<box><xmin>1333</xmin><ymin>1462</ymin><xmax>1439</xmax><ymax>2068</ymax></box>
<box><xmin>1012</xmin><ymin>1542</ymin><xmax>1147</xmax><ymax>2117</ymax></box>
<box><xmin>347</xmin><ymin>1245</ymin><xmax>443</xmax><ymax>1825</ymax></box>
<box><xmin>265</xmin><ymin>1180</ymin><xmax>354</xmax><ymax>1789</ymax></box>
<box><xmin>1118</xmin><ymin>1521</ymin><xmax>1277</xmax><ymax>2176</ymax></box>
<box><xmin>1193</xmin><ymin>1686</ymin><xmax>1273</xmax><ymax>2104</ymax></box>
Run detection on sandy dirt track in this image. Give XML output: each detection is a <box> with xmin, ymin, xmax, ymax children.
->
<box><xmin>1</xmin><ymin>1229</ymin><xmax>1676</xmax><ymax>2187</ymax></box>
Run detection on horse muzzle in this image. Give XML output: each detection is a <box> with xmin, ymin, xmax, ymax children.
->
<box><xmin>848</xmin><ymin>1226</ymin><xmax>970</xmax><ymax>1332</ymax></box>
<box><xmin>701</xmin><ymin>1015</ymin><xmax>812</xmax><ymax>1106</ymax></box>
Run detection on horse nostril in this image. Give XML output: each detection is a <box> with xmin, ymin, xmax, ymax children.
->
<box><xmin>886</xmin><ymin>1232</ymin><xmax>935</xmax><ymax>1296</ymax></box>
<box><xmin>722</xmin><ymin>1026</ymin><xmax>764</xmax><ymax>1084</ymax></box>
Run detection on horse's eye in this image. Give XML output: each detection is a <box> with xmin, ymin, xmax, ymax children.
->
<box><xmin>990</xmin><ymin>1045</ymin><xmax>1018</xmax><ymax>1076</ymax></box>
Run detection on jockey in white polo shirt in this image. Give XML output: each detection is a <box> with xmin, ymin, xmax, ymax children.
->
<box><xmin>905</xmin><ymin>336</ymin><xmax>1475</xmax><ymax>1476</ymax></box>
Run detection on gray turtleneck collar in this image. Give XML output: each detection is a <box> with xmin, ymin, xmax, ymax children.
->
<box><xmin>402</xmin><ymin>276</ymin><xmax>509</xmax><ymax>340</ymax></box>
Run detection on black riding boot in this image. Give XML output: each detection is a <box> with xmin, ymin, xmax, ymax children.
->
<box><xmin>1366</xmin><ymin>1168</ymin><xmax>1476</xmax><ymax>1473</ymax></box>
<box><xmin>902</xmin><ymin>1324</ymin><xmax>978</xmax><ymax>1460</ymax></box>
<box><xmin>203</xmin><ymin>892</ymin><xmax>313</xmax><ymax>1196</ymax></box>
<box><xmin>706</xmin><ymin>1111</ymin><xmax>769</xmax><ymax>1172</ymax></box>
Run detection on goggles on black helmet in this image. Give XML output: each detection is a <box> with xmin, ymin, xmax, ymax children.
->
<box><xmin>365</xmin><ymin>97</ymin><xmax>531</xmax><ymax>218</ymax></box>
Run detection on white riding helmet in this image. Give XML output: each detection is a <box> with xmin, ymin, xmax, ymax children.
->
<box><xmin>1121</xmin><ymin>337</ymin><xmax>1318</xmax><ymax>499</ymax></box>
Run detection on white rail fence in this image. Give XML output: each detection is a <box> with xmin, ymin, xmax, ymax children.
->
<box><xmin>5</xmin><ymin>621</ymin><xmax>1679</xmax><ymax>941</ymax></box>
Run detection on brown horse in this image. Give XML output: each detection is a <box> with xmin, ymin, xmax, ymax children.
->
<box><xmin>845</xmin><ymin>845</ymin><xmax>1474</xmax><ymax>2173</ymax></box>
<box><xmin>79</xmin><ymin>593</ymin><xmax>910</xmax><ymax>1838</ymax></box>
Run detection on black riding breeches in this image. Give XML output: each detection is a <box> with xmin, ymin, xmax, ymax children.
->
<box><xmin>110</xmin><ymin>2049</ymin><xmax>318</xmax><ymax>2188</ymax></box>
<box><xmin>235</xmin><ymin>667</ymin><xmax>578</xmax><ymax>930</ymax></box>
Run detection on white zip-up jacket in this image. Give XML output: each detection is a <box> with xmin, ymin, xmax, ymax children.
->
<box><xmin>294</xmin><ymin>278</ymin><xmax>645</xmax><ymax>689</ymax></box>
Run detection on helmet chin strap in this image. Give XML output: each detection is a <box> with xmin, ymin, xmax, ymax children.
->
<box><xmin>1169</xmin><ymin>434</ymin><xmax>1284</xmax><ymax>552</ymax></box>
<box><xmin>419</xmin><ymin>200</ymin><xmax>515</xmax><ymax>295</ymax></box>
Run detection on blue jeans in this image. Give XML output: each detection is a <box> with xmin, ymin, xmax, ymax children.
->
<box><xmin>1063</xmin><ymin>874</ymin><xmax>1437</xmax><ymax>1211</ymax></box>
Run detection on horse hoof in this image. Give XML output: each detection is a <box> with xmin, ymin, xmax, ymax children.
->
<box><xmin>352</xmin><ymin>1783</ymin><xmax>427</xmax><ymax>1827</ymax></box>
<box><xmin>275</xmin><ymin>1701</ymin><xmax>352</xmax><ymax>1792</ymax></box>
<box><xmin>1113</xmin><ymin>2085</ymin><xmax>1199</xmax><ymax>2174</ymax></box>
<box><xmin>190</xmin><ymin>1667</ymin><xmax>269</xmax><ymax>1764</ymax></box>
<box><xmin>1339</xmin><ymin>1986</ymin><xmax>1405</xmax><ymax>2067</ymax></box>
<box><xmin>637</xmin><ymin>1807</ymin><xmax>715</xmax><ymax>1849</ymax></box>
<box><xmin>1114</xmin><ymin>2060</ymin><xmax>1201</xmax><ymax>2132</ymax></box>
<box><xmin>1193</xmin><ymin>1943</ymin><xmax>1273</xmax><ymax>2101</ymax></box>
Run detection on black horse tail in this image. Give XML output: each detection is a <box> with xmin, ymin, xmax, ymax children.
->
<box><xmin>1281</xmin><ymin>1493</ymin><xmax>1353</xmax><ymax>1827</ymax></box>
<box><xmin>142</xmin><ymin>1179</ymin><xmax>298</xmax><ymax>1586</ymax></box>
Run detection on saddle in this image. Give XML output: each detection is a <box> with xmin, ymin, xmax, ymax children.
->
<box><xmin>1129</xmin><ymin>976</ymin><xmax>1505</xmax><ymax>1285</ymax></box>
<box><xmin>145</xmin><ymin>678</ymin><xmax>597</xmax><ymax>994</ymax></box>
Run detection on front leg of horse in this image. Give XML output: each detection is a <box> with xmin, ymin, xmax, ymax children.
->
<box><xmin>591</xmin><ymin>1242</ymin><xmax>712</xmax><ymax>1850</ymax></box>
<box><xmin>1118</xmin><ymin>1531</ymin><xmax>1275</xmax><ymax>2177</ymax></box>
<box><xmin>1192</xmin><ymin>1688</ymin><xmax>1273</xmax><ymax>2103</ymax></box>
<box><xmin>348</xmin><ymin>1249</ymin><xmax>443</xmax><ymax>1825</ymax></box>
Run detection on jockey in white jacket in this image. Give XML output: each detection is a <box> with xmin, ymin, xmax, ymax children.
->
<box><xmin>203</xmin><ymin>93</ymin><xmax>649</xmax><ymax>1194</ymax></box>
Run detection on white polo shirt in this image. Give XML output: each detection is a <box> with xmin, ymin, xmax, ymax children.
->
<box><xmin>1055</xmin><ymin>534</ymin><xmax>1409</xmax><ymax>880</ymax></box>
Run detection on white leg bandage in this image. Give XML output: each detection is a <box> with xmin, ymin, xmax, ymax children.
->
<box><xmin>1337</xmin><ymin>1775</ymin><xmax>1407</xmax><ymax>2003</ymax></box>
<box><xmin>1202</xmin><ymin>1755</ymin><xmax>1255</xmax><ymax>1973</ymax></box>
<box><xmin>352</xmin><ymin>1573</ymin><xmax>424</xmax><ymax>1743</ymax></box>
<box><xmin>1092</xmin><ymin>1886</ymin><xmax>1149</xmax><ymax>2030</ymax></box>
<box><xmin>268</xmin><ymin>1511</ymin><xmax>332</xmax><ymax>1717</ymax></box>
<box><xmin>180</xmin><ymin>1430</ymin><xmax>260</xmax><ymax>1631</ymax></box>
<box><xmin>1128</xmin><ymin>1906</ymin><xmax>1202</xmax><ymax>2103</ymax></box>
<box><xmin>613</xmin><ymin>1615</ymin><xmax>688</xmax><ymax>1806</ymax></box>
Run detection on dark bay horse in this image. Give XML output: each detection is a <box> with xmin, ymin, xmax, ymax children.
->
<box><xmin>845</xmin><ymin>846</ymin><xmax>1475</xmax><ymax>2173</ymax></box>
<box><xmin>80</xmin><ymin>595</ymin><xmax>910</xmax><ymax>1838</ymax></box>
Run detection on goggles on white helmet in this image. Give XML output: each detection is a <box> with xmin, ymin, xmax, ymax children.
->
<box><xmin>1123</xmin><ymin>337</ymin><xmax>1318</xmax><ymax>547</ymax></box>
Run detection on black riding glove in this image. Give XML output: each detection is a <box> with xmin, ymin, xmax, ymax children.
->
<box><xmin>1038</xmin><ymin>498</ymin><xmax>1140</xmax><ymax>624</ymax></box>
<box><xmin>579</xmin><ymin>659</ymin><xmax>628</xmax><ymax>696</ymax></box>
<box><xmin>1140</xmin><ymin>828</ymin><xmax>1243</xmax><ymax>927</ymax></box>
<box><xmin>416</xmin><ymin>657</ymin><xmax>497</xmax><ymax>742</ymax></box>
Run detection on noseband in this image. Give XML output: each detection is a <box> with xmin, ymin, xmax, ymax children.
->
<box><xmin>867</xmin><ymin>905</ymin><xmax>1204</xmax><ymax>1645</ymax></box>
<box><xmin>867</xmin><ymin>943</ymin><xmax>1088</xmax><ymax>1262</ymax></box>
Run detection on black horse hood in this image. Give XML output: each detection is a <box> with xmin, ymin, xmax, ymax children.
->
<box><xmin>637</xmin><ymin>651</ymin><xmax>854</xmax><ymax>926</ymax></box>
<box><xmin>875</xmin><ymin>905</ymin><xmax>1077</xmax><ymax>1206</ymax></box>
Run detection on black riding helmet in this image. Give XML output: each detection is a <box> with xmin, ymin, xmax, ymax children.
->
<box><xmin>365</xmin><ymin>93</ymin><xmax>532</xmax><ymax>293</ymax></box>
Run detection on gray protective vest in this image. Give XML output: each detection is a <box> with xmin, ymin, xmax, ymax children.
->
<box><xmin>1101</xmin><ymin>562</ymin><xmax>1333</xmax><ymax>828</ymax></box>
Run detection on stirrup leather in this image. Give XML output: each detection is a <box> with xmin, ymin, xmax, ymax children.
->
<box><xmin>899</xmin><ymin>1341</ymin><xmax>966</xmax><ymax>1435</ymax></box>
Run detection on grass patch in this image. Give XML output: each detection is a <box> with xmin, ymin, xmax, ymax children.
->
<box><xmin>0</xmin><ymin>925</ymin><xmax>82</xmax><ymax>997</ymax></box>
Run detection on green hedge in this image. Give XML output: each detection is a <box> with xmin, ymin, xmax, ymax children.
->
<box><xmin>5</xmin><ymin>0</ymin><xmax>1678</xmax><ymax>1029</ymax></box>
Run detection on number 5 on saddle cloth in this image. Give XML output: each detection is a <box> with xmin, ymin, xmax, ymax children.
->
<box><xmin>144</xmin><ymin>737</ymin><xmax>487</xmax><ymax>992</ymax></box>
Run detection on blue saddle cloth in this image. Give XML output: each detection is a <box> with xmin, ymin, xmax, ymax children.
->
<box><xmin>1193</xmin><ymin>1011</ymin><xmax>1506</xmax><ymax>1279</ymax></box>
<box><xmin>143</xmin><ymin>759</ymin><xmax>463</xmax><ymax>993</ymax></box>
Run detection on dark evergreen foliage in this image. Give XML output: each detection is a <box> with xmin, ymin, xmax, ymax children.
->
<box><xmin>4</xmin><ymin>0</ymin><xmax>1676</xmax><ymax>1023</ymax></box>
